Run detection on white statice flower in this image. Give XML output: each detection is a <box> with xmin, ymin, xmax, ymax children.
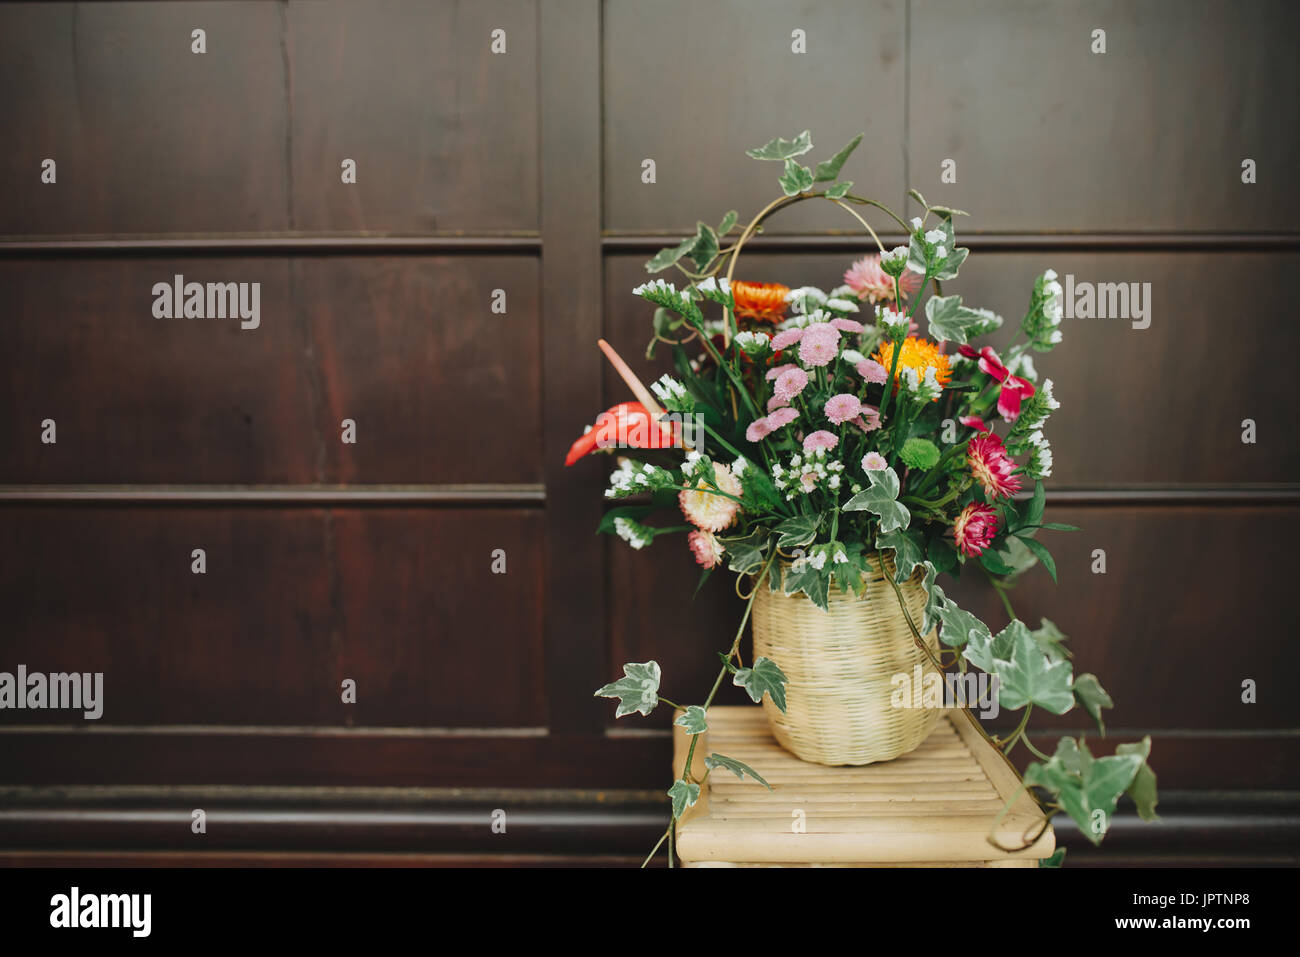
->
<box><xmin>808</xmin><ymin>550</ymin><xmax>828</xmax><ymax>571</ymax></box>
<box><xmin>613</xmin><ymin>517</ymin><xmax>653</xmax><ymax>550</ymax></box>
<box><xmin>680</xmin><ymin>449</ymin><xmax>705</xmax><ymax>477</ymax></box>
<box><xmin>734</xmin><ymin>330</ymin><xmax>771</xmax><ymax>356</ymax></box>
<box><xmin>632</xmin><ymin>278</ymin><xmax>676</xmax><ymax>298</ymax></box>
<box><xmin>841</xmin><ymin>348</ymin><xmax>866</xmax><ymax>366</ymax></box>
<box><xmin>829</xmin><ymin>284</ymin><xmax>857</xmax><ymax>300</ymax></box>
<box><xmin>877</xmin><ymin>306</ymin><xmax>908</xmax><ymax>332</ymax></box>
<box><xmin>786</xmin><ymin>287</ymin><xmax>829</xmax><ymax>315</ymax></box>
<box><xmin>825</xmin><ymin>297</ymin><xmax>860</xmax><ymax>313</ymax></box>
<box><xmin>1043</xmin><ymin>268</ymin><xmax>1058</xmax><ymax>281</ymax></box>
<box><xmin>732</xmin><ymin>457</ymin><xmax>748</xmax><ymax>477</ymax></box>
<box><xmin>934</xmin><ymin>245</ymin><xmax>947</xmax><ymax>259</ymax></box>
<box><xmin>910</xmin><ymin>217</ymin><xmax>923</xmax><ymax>231</ymax></box>
<box><xmin>881</xmin><ymin>245</ymin><xmax>909</xmax><ymax>267</ymax></box>
<box><xmin>695</xmin><ymin>276</ymin><xmax>731</xmax><ymax>297</ymax></box>
<box><xmin>1006</xmin><ymin>352</ymin><xmax>1038</xmax><ymax>382</ymax></box>
<box><xmin>771</xmin><ymin>447</ymin><xmax>845</xmax><ymax>501</ymax></box>
<box><xmin>1028</xmin><ymin>443</ymin><xmax>1054</xmax><ymax>478</ymax></box>
<box><xmin>923</xmin><ymin>228</ymin><xmax>945</xmax><ymax>246</ymax></box>
<box><xmin>1041</xmin><ymin>378</ymin><xmax>1060</xmax><ymax>411</ymax></box>
<box><xmin>650</xmin><ymin>373</ymin><xmax>688</xmax><ymax>406</ymax></box>
<box><xmin>909</xmin><ymin>366</ymin><xmax>943</xmax><ymax>402</ymax></box>
<box><xmin>832</xmin><ymin>548</ymin><xmax>849</xmax><ymax>564</ymax></box>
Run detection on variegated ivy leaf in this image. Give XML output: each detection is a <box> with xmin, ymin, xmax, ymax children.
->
<box><xmin>668</xmin><ymin>779</ymin><xmax>701</xmax><ymax>819</ymax></box>
<box><xmin>705</xmin><ymin>753</ymin><xmax>772</xmax><ymax>789</ymax></box>
<box><xmin>1072</xmin><ymin>673</ymin><xmax>1113</xmax><ymax>734</ymax></box>
<box><xmin>920</xmin><ymin>562</ymin><xmax>945</xmax><ymax>635</ymax></box>
<box><xmin>933</xmin><ymin>592</ymin><xmax>992</xmax><ymax>650</ymax></box>
<box><xmin>783</xmin><ymin>560</ymin><xmax>830</xmax><ymax>611</ymax></box>
<box><xmin>674</xmin><ymin>705</ymin><xmax>708</xmax><ymax>736</ymax></box>
<box><xmin>733</xmin><ymin>656</ymin><xmax>788</xmax><ymax>712</ymax></box>
<box><xmin>1023</xmin><ymin>737</ymin><xmax>1147</xmax><ymax>845</ymax></box>
<box><xmin>774</xmin><ymin>514</ymin><xmax>820</xmax><ymax>549</ymax></box>
<box><xmin>778</xmin><ymin>158</ymin><xmax>815</xmax><ymax>196</ymax></box>
<box><xmin>924</xmin><ymin>294</ymin><xmax>987</xmax><ymax>345</ymax></box>
<box><xmin>593</xmin><ymin>660</ymin><xmax>661</xmax><ymax>718</ymax></box>
<box><xmin>842</xmin><ymin>466</ymin><xmax>910</xmax><ymax>533</ymax></box>
<box><xmin>717</xmin><ymin>209</ymin><xmax>738</xmax><ymax>236</ymax></box>
<box><xmin>963</xmin><ymin>619</ymin><xmax>1027</xmax><ymax>673</ymax></box>
<box><xmin>719</xmin><ymin>528</ymin><xmax>769</xmax><ymax>575</ymax></box>
<box><xmin>931</xmin><ymin>245</ymin><xmax>969</xmax><ymax>281</ymax></box>
<box><xmin>687</xmin><ymin>222</ymin><xmax>719</xmax><ymax>271</ymax></box>
<box><xmin>992</xmin><ymin>623</ymin><xmax>1075</xmax><ymax>714</ymax></box>
<box><xmin>1032</xmin><ymin>617</ymin><xmax>1071</xmax><ymax>663</ymax></box>
<box><xmin>1116</xmin><ymin>737</ymin><xmax>1159</xmax><ymax>822</ymax></box>
<box><xmin>813</xmin><ymin>133</ymin><xmax>863</xmax><ymax>181</ymax></box>
<box><xmin>645</xmin><ymin>235</ymin><xmax>698</xmax><ymax>274</ymax></box>
<box><xmin>824</xmin><ymin>181</ymin><xmax>852</xmax><ymax>199</ymax></box>
<box><xmin>875</xmin><ymin>527</ymin><xmax>924</xmax><ymax>583</ymax></box>
<box><xmin>745</xmin><ymin>130</ymin><xmax>814</xmax><ymax>161</ymax></box>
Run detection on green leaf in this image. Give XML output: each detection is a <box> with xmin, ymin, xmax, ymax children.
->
<box><xmin>907</xmin><ymin>188</ymin><xmax>929</xmax><ymax>210</ymax></box>
<box><xmin>964</xmin><ymin>619</ymin><xmax>1027</xmax><ymax>673</ymax></box>
<box><xmin>1018</xmin><ymin>535</ymin><xmax>1058</xmax><ymax>583</ymax></box>
<box><xmin>718</xmin><ymin>529</ymin><xmax>769</xmax><ymax>575</ymax></box>
<box><xmin>597</xmin><ymin>505</ymin><xmax>657</xmax><ymax>536</ymax></box>
<box><xmin>717</xmin><ymin>209</ymin><xmax>738</xmax><ymax>236</ymax></box>
<box><xmin>593</xmin><ymin>661</ymin><xmax>662</xmax><ymax>718</ymax></box>
<box><xmin>1038</xmin><ymin>848</ymin><xmax>1067</xmax><ymax>867</ymax></box>
<box><xmin>1023</xmin><ymin>480</ymin><xmax>1046</xmax><ymax>530</ymax></box>
<box><xmin>899</xmin><ymin>437</ymin><xmax>941</xmax><ymax>470</ymax></box>
<box><xmin>687</xmin><ymin>222</ymin><xmax>719</xmax><ymax>271</ymax></box>
<box><xmin>1024</xmin><ymin>738</ymin><xmax>1145</xmax><ymax>845</ymax></box>
<box><xmin>645</xmin><ymin>235</ymin><xmax>697</xmax><ymax>274</ymax></box>
<box><xmin>1037</xmin><ymin>522</ymin><xmax>1081</xmax><ymax>531</ymax></box>
<box><xmin>813</xmin><ymin>133</ymin><xmax>863</xmax><ymax>181</ymax></box>
<box><xmin>824</xmin><ymin>181</ymin><xmax>852</xmax><ymax>199</ymax></box>
<box><xmin>778</xmin><ymin>158</ymin><xmax>815</xmax><ymax>196</ymax></box>
<box><xmin>745</xmin><ymin>130</ymin><xmax>814</xmax><ymax>161</ymax></box>
<box><xmin>978</xmin><ymin>548</ymin><xmax>1017</xmax><ymax>577</ymax></box>
<box><xmin>1031</xmin><ymin>617</ymin><xmax>1071</xmax><ymax>663</ymax></box>
<box><xmin>783</xmin><ymin>561</ymin><xmax>830</xmax><ymax>611</ymax></box>
<box><xmin>674</xmin><ymin>705</ymin><xmax>708</xmax><ymax>736</ymax></box>
<box><xmin>733</xmin><ymin>656</ymin><xmax>788</xmax><ymax>712</ymax></box>
<box><xmin>1116</xmin><ymin>737</ymin><xmax>1159</xmax><ymax>822</ymax></box>
<box><xmin>924</xmin><ymin>294</ymin><xmax>986</xmax><ymax>345</ymax></box>
<box><xmin>1073</xmin><ymin>673</ymin><xmax>1113</xmax><ymax>735</ymax></box>
<box><xmin>875</xmin><ymin>528</ymin><xmax>925</xmax><ymax>583</ymax></box>
<box><xmin>928</xmin><ymin>204</ymin><xmax>970</xmax><ymax>218</ymax></box>
<box><xmin>993</xmin><ymin>623</ymin><xmax>1075</xmax><ymax>714</ymax></box>
<box><xmin>934</xmin><ymin>596</ymin><xmax>992</xmax><ymax>649</ymax></box>
<box><xmin>692</xmin><ymin>567</ymin><xmax>712</xmax><ymax>599</ymax></box>
<box><xmin>705</xmin><ymin>753</ymin><xmax>772</xmax><ymax>789</ymax></box>
<box><xmin>774</xmin><ymin>514</ymin><xmax>821</xmax><ymax>549</ymax></box>
<box><xmin>842</xmin><ymin>466</ymin><xmax>911</xmax><ymax>533</ymax></box>
<box><xmin>667</xmin><ymin>779</ymin><xmax>701</xmax><ymax>819</ymax></box>
<box><xmin>931</xmin><ymin>245</ymin><xmax>969</xmax><ymax>281</ymax></box>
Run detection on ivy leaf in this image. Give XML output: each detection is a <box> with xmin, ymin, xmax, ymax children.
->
<box><xmin>1031</xmin><ymin>617</ymin><xmax>1072</xmax><ymax>663</ymax></box>
<box><xmin>964</xmin><ymin>619</ymin><xmax>1027</xmax><ymax>673</ymax></box>
<box><xmin>993</xmin><ymin>625</ymin><xmax>1076</xmax><ymax>714</ymax></box>
<box><xmin>718</xmin><ymin>528</ymin><xmax>769</xmax><ymax>575</ymax></box>
<box><xmin>875</xmin><ymin>528</ymin><xmax>925</xmax><ymax>583</ymax></box>
<box><xmin>931</xmin><ymin>245</ymin><xmax>969</xmax><ymax>281</ymax></box>
<box><xmin>935</xmin><ymin>595</ymin><xmax>992</xmax><ymax>649</ymax></box>
<box><xmin>783</xmin><ymin>561</ymin><xmax>830</xmax><ymax>611</ymax></box>
<box><xmin>1038</xmin><ymin>848</ymin><xmax>1067</xmax><ymax>867</ymax></box>
<box><xmin>717</xmin><ymin>209</ymin><xmax>738</xmax><ymax>236</ymax></box>
<box><xmin>1017</xmin><ymin>535</ymin><xmax>1058</xmax><ymax>583</ymax></box>
<box><xmin>919</xmin><ymin>562</ymin><xmax>943</xmax><ymax>634</ymax></box>
<box><xmin>908</xmin><ymin>188</ymin><xmax>929</xmax><ymax>209</ymax></box>
<box><xmin>645</xmin><ymin>235</ymin><xmax>697</xmax><ymax>274</ymax></box>
<box><xmin>824</xmin><ymin>181</ymin><xmax>852</xmax><ymax>199</ymax></box>
<box><xmin>842</xmin><ymin>466</ymin><xmax>910</xmax><ymax>533</ymax></box>
<box><xmin>745</xmin><ymin>130</ymin><xmax>814</xmax><ymax>161</ymax></box>
<box><xmin>687</xmin><ymin>222</ymin><xmax>719</xmax><ymax>271</ymax></box>
<box><xmin>667</xmin><ymin>779</ymin><xmax>701</xmax><ymax>819</ymax></box>
<box><xmin>1116</xmin><ymin>737</ymin><xmax>1159</xmax><ymax>822</ymax></box>
<box><xmin>924</xmin><ymin>294</ymin><xmax>987</xmax><ymax>345</ymax></box>
<box><xmin>674</xmin><ymin>705</ymin><xmax>708</xmax><ymax>736</ymax></box>
<box><xmin>1073</xmin><ymin>673</ymin><xmax>1113</xmax><ymax>735</ymax></box>
<box><xmin>813</xmin><ymin>132</ymin><xmax>863</xmax><ymax>181</ymax></box>
<box><xmin>928</xmin><ymin>204</ymin><xmax>970</xmax><ymax>218</ymax></box>
<box><xmin>593</xmin><ymin>661</ymin><xmax>661</xmax><ymax>718</ymax></box>
<box><xmin>705</xmin><ymin>753</ymin><xmax>772</xmax><ymax>789</ymax></box>
<box><xmin>733</xmin><ymin>656</ymin><xmax>788</xmax><ymax>712</ymax></box>
<box><xmin>1024</xmin><ymin>737</ymin><xmax>1145</xmax><ymax>845</ymax></box>
<box><xmin>774</xmin><ymin>514</ymin><xmax>821</xmax><ymax>549</ymax></box>
<box><xmin>778</xmin><ymin>158</ymin><xmax>815</xmax><ymax>196</ymax></box>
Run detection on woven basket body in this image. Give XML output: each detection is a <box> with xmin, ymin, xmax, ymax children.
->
<box><xmin>751</xmin><ymin>552</ymin><xmax>943</xmax><ymax>766</ymax></box>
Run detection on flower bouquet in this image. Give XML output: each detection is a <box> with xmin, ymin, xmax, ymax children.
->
<box><xmin>569</xmin><ymin>131</ymin><xmax>1157</xmax><ymax>866</ymax></box>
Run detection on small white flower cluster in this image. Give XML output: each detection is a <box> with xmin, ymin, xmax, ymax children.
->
<box><xmin>1030</xmin><ymin>269</ymin><xmax>1064</xmax><ymax>347</ymax></box>
<box><xmin>922</xmin><ymin>227</ymin><xmax>948</xmax><ymax>259</ymax></box>
<box><xmin>841</xmin><ymin>348</ymin><xmax>866</xmax><ymax>365</ymax></box>
<box><xmin>879</xmin><ymin>245</ymin><xmax>909</xmax><ymax>275</ymax></box>
<box><xmin>633</xmin><ymin>277</ymin><xmax>698</xmax><ymax>318</ymax></box>
<box><xmin>829</xmin><ymin>284</ymin><xmax>857</xmax><ymax>300</ymax></box>
<box><xmin>877</xmin><ymin>305</ymin><xmax>909</xmax><ymax>334</ymax></box>
<box><xmin>1006</xmin><ymin>351</ymin><xmax>1037</xmax><ymax>382</ymax></box>
<box><xmin>650</xmin><ymin>374</ymin><xmax>691</xmax><ymax>411</ymax></box>
<box><xmin>900</xmin><ymin>364</ymin><xmax>944</xmax><ymax>402</ymax></box>
<box><xmin>785</xmin><ymin>286</ymin><xmax>828</xmax><ymax>314</ymax></box>
<box><xmin>824</xmin><ymin>297</ymin><xmax>860</xmax><ymax>313</ymax></box>
<box><xmin>1006</xmin><ymin>378</ymin><xmax>1059</xmax><ymax>477</ymax></box>
<box><xmin>790</xmin><ymin>542</ymin><xmax>849</xmax><ymax>573</ymax></box>
<box><xmin>613</xmin><ymin>516</ymin><xmax>653</xmax><ymax>550</ymax></box>
<box><xmin>695</xmin><ymin>276</ymin><xmax>731</xmax><ymax>297</ymax></box>
<box><xmin>680</xmin><ymin>449</ymin><xmax>710</xmax><ymax>479</ymax></box>
<box><xmin>771</xmin><ymin>448</ymin><xmax>846</xmax><ymax>501</ymax></box>
<box><xmin>734</xmin><ymin>330</ymin><xmax>771</xmax><ymax>356</ymax></box>
<box><xmin>632</xmin><ymin>278</ymin><xmax>676</xmax><ymax>298</ymax></box>
<box><xmin>605</xmin><ymin>459</ymin><xmax>676</xmax><ymax>499</ymax></box>
<box><xmin>731</xmin><ymin>456</ymin><xmax>749</xmax><ymax>477</ymax></box>
<box><xmin>1025</xmin><ymin>431</ymin><xmax>1054</xmax><ymax>478</ymax></box>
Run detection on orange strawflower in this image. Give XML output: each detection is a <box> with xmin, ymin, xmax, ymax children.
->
<box><xmin>871</xmin><ymin>337</ymin><xmax>952</xmax><ymax>396</ymax></box>
<box><xmin>731</xmin><ymin>281</ymin><xmax>790</xmax><ymax>324</ymax></box>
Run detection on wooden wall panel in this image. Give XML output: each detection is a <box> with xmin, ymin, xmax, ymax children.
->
<box><xmin>0</xmin><ymin>507</ymin><xmax>545</xmax><ymax>727</ymax></box>
<box><xmin>0</xmin><ymin>255</ymin><xmax>542</xmax><ymax>484</ymax></box>
<box><xmin>605</xmin><ymin>251</ymin><xmax>1300</xmax><ymax>485</ymax></box>
<box><xmin>602</xmin><ymin>0</ymin><xmax>906</xmax><ymax>233</ymax></box>
<box><xmin>0</xmin><ymin>2</ymin><xmax>290</xmax><ymax>236</ymax></box>
<box><xmin>908</xmin><ymin>0</ymin><xmax>1300</xmax><ymax>231</ymax></box>
<box><xmin>286</xmin><ymin>0</ymin><xmax>540</xmax><ymax>233</ymax></box>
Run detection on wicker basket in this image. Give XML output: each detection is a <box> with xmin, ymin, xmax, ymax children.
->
<box><xmin>751</xmin><ymin>552</ymin><xmax>943</xmax><ymax>766</ymax></box>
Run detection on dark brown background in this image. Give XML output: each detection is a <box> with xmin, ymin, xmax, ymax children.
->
<box><xmin>1</xmin><ymin>0</ymin><xmax>1297</xmax><ymax>866</ymax></box>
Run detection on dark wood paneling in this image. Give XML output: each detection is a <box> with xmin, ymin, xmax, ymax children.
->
<box><xmin>0</xmin><ymin>256</ymin><xmax>542</xmax><ymax>484</ymax></box>
<box><xmin>602</xmin><ymin>0</ymin><xmax>906</xmax><ymax>233</ymax></box>
<box><xmin>605</xmin><ymin>251</ymin><xmax>1300</xmax><ymax>485</ymax></box>
<box><xmin>908</xmin><ymin>0</ymin><xmax>1300</xmax><ymax>231</ymax></box>
<box><xmin>0</xmin><ymin>2</ymin><xmax>290</xmax><ymax>236</ymax></box>
<box><xmin>0</xmin><ymin>507</ymin><xmax>545</xmax><ymax>727</ymax></box>
<box><xmin>286</xmin><ymin>0</ymin><xmax>539</xmax><ymax>233</ymax></box>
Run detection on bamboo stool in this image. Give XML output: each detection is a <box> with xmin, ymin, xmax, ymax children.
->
<box><xmin>672</xmin><ymin>706</ymin><xmax>1054</xmax><ymax>867</ymax></box>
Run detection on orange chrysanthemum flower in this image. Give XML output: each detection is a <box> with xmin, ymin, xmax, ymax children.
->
<box><xmin>731</xmin><ymin>281</ymin><xmax>790</xmax><ymax>324</ymax></box>
<box><xmin>871</xmin><ymin>336</ymin><xmax>953</xmax><ymax>397</ymax></box>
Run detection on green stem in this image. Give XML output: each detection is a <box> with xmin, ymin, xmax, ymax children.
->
<box><xmin>641</xmin><ymin>824</ymin><xmax>670</xmax><ymax>869</ymax></box>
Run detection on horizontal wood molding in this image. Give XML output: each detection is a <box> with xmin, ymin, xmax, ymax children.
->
<box><xmin>0</xmin><ymin>485</ymin><xmax>546</xmax><ymax>506</ymax></box>
<box><xmin>603</xmin><ymin>232</ymin><xmax>1300</xmax><ymax>253</ymax></box>
<box><xmin>0</xmin><ymin>235</ymin><xmax>541</xmax><ymax>256</ymax></box>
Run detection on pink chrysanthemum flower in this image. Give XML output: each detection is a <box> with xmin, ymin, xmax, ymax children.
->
<box><xmin>798</xmin><ymin>335</ymin><xmax>838</xmax><ymax>367</ymax></box>
<box><xmin>802</xmin><ymin>322</ymin><xmax>840</xmax><ymax>342</ymax></box>
<box><xmin>774</xmin><ymin>367</ymin><xmax>809</xmax><ymax>402</ymax></box>
<box><xmin>767</xmin><ymin>396</ymin><xmax>790</xmax><ymax>412</ymax></box>
<box><xmin>766</xmin><ymin>363</ymin><xmax>797</xmax><ymax>381</ymax></box>
<box><xmin>766</xmin><ymin>407</ymin><xmax>798</xmax><ymax>429</ymax></box>
<box><xmin>823</xmin><ymin>393</ymin><xmax>862</xmax><ymax>425</ymax></box>
<box><xmin>850</xmin><ymin>405</ymin><xmax>882</xmax><ymax>433</ymax></box>
<box><xmin>679</xmin><ymin>462</ymin><xmax>743</xmax><ymax>532</ymax></box>
<box><xmin>856</xmin><ymin>358</ymin><xmax>888</xmax><ymax>385</ymax></box>
<box><xmin>862</xmin><ymin>452</ymin><xmax>887</xmax><ymax>472</ymax></box>
<box><xmin>831</xmin><ymin>317</ymin><xmax>865</xmax><ymax>334</ymax></box>
<box><xmin>953</xmin><ymin>502</ymin><xmax>999</xmax><ymax>557</ymax></box>
<box><xmin>770</xmin><ymin>329</ymin><xmax>804</xmax><ymax>352</ymax></box>
<box><xmin>688</xmin><ymin>529</ymin><xmax>724</xmax><ymax>569</ymax></box>
<box><xmin>844</xmin><ymin>254</ymin><xmax>923</xmax><ymax>304</ymax></box>
<box><xmin>967</xmin><ymin>434</ymin><xmax>1023</xmax><ymax>500</ymax></box>
<box><xmin>745</xmin><ymin>418</ymin><xmax>772</xmax><ymax>443</ymax></box>
<box><xmin>802</xmin><ymin>430</ymin><xmax>839</xmax><ymax>453</ymax></box>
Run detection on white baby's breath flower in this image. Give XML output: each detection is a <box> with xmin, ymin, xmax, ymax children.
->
<box><xmin>825</xmin><ymin>298</ymin><xmax>860</xmax><ymax>312</ymax></box>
